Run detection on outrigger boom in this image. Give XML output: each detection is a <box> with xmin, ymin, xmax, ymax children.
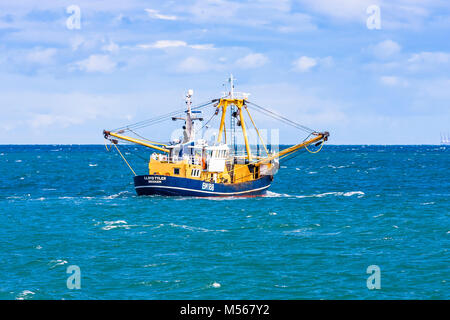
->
<box><xmin>103</xmin><ymin>130</ymin><xmax>169</xmax><ymax>153</ymax></box>
<box><xmin>103</xmin><ymin>75</ymin><xmax>330</xmax><ymax>197</ymax></box>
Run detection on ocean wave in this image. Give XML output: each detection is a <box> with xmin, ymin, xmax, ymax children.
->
<box><xmin>285</xmin><ymin>228</ymin><xmax>341</xmax><ymax>237</ymax></box>
<box><xmin>101</xmin><ymin>220</ymin><xmax>130</xmax><ymax>230</ymax></box>
<box><xmin>296</xmin><ymin>191</ymin><xmax>365</xmax><ymax>198</ymax></box>
<box><xmin>16</xmin><ymin>290</ymin><xmax>35</xmax><ymax>300</ymax></box>
<box><xmin>264</xmin><ymin>191</ymin><xmax>292</xmax><ymax>198</ymax></box>
<box><xmin>144</xmin><ymin>262</ymin><xmax>167</xmax><ymax>268</ymax></box>
<box><xmin>49</xmin><ymin>259</ymin><xmax>68</xmax><ymax>269</ymax></box>
<box><xmin>104</xmin><ymin>191</ymin><xmax>133</xmax><ymax>199</ymax></box>
<box><xmin>264</xmin><ymin>190</ymin><xmax>364</xmax><ymax>199</ymax></box>
<box><xmin>167</xmin><ymin>223</ymin><xmax>228</xmax><ymax>233</ymax></box>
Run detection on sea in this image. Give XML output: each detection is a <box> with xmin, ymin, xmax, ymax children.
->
<box><xmin>0</xmin><ymin>145</ymin><xmax>448</xmax><ymax>300</ymax></box>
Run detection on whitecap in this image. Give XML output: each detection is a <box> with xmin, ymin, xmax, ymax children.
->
<box><xmin>89</xmin><ymin>164</ymin><xmax>98</xmax><ymax>167</ymax></box>
<box><xmin>168</xmin><ymin>223</ymin><xmax>228</xmax><ymax>233</ymax></box>
<box><xmin>144</xmin><ymin>263</ymin><xmax>167</xmax><ymax>268</ymax></box>
<box><xmin>211</xmin><ymin>282</ymin><xmax>221</xmax><ymax>288</ymax></box>
<box><xmin>264</xmin><ymin>191</ymin><xmax>292</xmax><ymax>198</ymax></box>
<box><xmin>15</xmin><ymin>160</ymin><xmax>22</xmax><ymax>163</ymax></box>
<box><xmin>16</xmin><ymin>290</ymin><xmax>35</xmax><ymax>300</ymax></box>
<box><xmin>49</xmin><ymin>259</ymin><xmax>68</xmax><ymax>268</ymax></box>
<box><xmin>269</xmin><ymin>212</ymin><xmax>277</xmax><ymax>215</ymax></box>
<box><xmin>101</xmin><ymin>220</ymin><xmax>129</xmax><ymax>230</ymax></box>
<box><xmin>343</xmin><ymin>191</ymin><xmax>365</xmax><ymax>197</ymax></box>
<box><xmin>105</xmin><ymin>191</ymin><xmax>131</xmax><ymax>199</ymax></box>
<box><xmin>296</xmin><ymin>191</ymin><xmax>364</xmax><ymax>198</ymax></box>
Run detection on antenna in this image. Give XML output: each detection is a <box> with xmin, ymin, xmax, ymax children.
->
<box><xmin>228</xmin><ymin>74</ymin><xmax>235</xmax><ymax>99</ymax></box>
<box><xmin>186</xmin><ymin>89</ymin><xmax>194</xmax><ymax>113</ymax></box>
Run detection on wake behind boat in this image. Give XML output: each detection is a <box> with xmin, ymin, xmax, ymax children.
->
<box><xmin>103</xmin><ymin>75</ymin><xmax>329</xmax><ymax>197</ymax></box>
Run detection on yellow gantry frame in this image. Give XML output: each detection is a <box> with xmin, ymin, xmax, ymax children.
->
<box><xmin>216</xmin><ymin>98</ymin><xmax>253</xmax><ymax>161</ymax></box>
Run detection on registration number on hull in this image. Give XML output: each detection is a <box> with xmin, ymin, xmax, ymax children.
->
<box><xmin>202</xmin><ymin>182</ymin><xmax>214</xmax><ymax>191</ymax></box>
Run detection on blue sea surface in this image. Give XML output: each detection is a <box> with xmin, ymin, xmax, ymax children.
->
<box><xmin>0</xmin><ymin>145</ymin><xmax>448</xmax><ymax>299</ymax></box>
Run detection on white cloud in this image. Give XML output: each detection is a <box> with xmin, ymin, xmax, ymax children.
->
<box><xmin>293</xmin><ymin>56</ymin><xmax>317</xmax><ymax>72</ymax></box>
<box><xmin>142</xmin><ymin>40</ymin><xmax>187</xmax><ymax>49</ymax></box>
<box><xmin>297</xmin><ymin>0</ymin><xmax>375</xmax><ymax>21</ymax></box>
<box><xmin>380</xmin><ymin>75</ymin><xmax>408</xmax><ymax>87</ymax></box>
<box><xmin>29</xmin><ymin>114</ymin><xmax>83</xmax><ymax>129</ymax></box>
<box><xmin>372</xmin><ymin>40</ymin><xmax>401</xmax><ymax>59</ymax></box>
<box><xmin>365</xmin><ymin>50</ymin><xmax>450</xmax><ymax>75</ymax></box>
<box><xmin>177</xmin><ymin>56</ymin><xmax>215</xmax><ymax>73</ymax></box>
<box><xmin>292</xmin><ymin>56</ymin><xmax>334</xmax><ymax>72</ymax></box>
<box><xmin>102</xmin><ymin>41</ymin><xmax>119</xmax><ymax>53</ymax></box>
<box><xmin>138</xmin><ymin>40</ymin><xmax>215</xmax><ymax>50</ymax></box>
<box><xmin>70</xmin><ymin>35</ymin><xmax>85</xmax><ymax>51</ymax></box>
<box><xmin>145</xmin><ymin>8</ymin><xmax>178</xmax><ymax>21</ymax></box>
<box><xmin>74</xmin><ymin>55</ymin><xmax>116</xmax><ymax>73</ymax></box>
<box><xmin>408</xmin><ymin>52</ymin><xmax>450</xmax><ymax>65</ymax></box>
<box><xmin>296</xmin><ymin>0</ymin><xmax>433</xmax><ymax>30</ymax></box>
<box><xmin>235</xmin><ymin>53</ymin><xmax>268</xmax><ymax>69</ymax></box>
<box><xmin>189</xmin><ymin>44</ymin><xmax>215</xmax><ymax>50</ymax></box>
<box><xmin>26</xmin><ymin>48</ymin><xmax>57</xmax><ymax>64</ymax></box>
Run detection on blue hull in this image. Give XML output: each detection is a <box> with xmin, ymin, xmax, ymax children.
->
<box><xmin>134</xmin><ymin>175</ymin><xmax>272</xmax><ymax>197</ymax></box>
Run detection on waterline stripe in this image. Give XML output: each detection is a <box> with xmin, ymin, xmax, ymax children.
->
<box><xmin>135</xmin><ymin>184</ymin><xmax>271</xmax><ymax>195</ymax></box>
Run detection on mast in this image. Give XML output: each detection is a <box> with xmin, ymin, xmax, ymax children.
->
<box><xmin>184</xmin><ymin>89</ymin><xmax>194</xmax><ymax>143</ymax></box>
<box><xmin>217</xmin><ymin>74</ymin><xmax>252</xmax><ymax>161</ymax></box>
<box><xmin>172</xmin><ymin>89</ymin><xmax>203</xmax><ymax>143</ymax></box>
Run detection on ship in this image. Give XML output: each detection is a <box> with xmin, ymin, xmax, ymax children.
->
<box><xmin>440</xmin><ymin>132</ymin><xmax>450</xmax><ymax>145</ymax></box>
<box><xmin>103</xmin><ymin>75</ymin><xmax>329</xmax><ymax>197</ymax></box>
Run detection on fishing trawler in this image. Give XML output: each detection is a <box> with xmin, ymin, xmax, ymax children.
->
<box><xmin>103</xmin><ymin>75</ymin><xmax>329</xmax><ymax>197</ymax></box>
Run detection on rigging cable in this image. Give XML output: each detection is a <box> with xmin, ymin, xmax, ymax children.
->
<box><xmin>246</xmin><ymin>101</ymin><xmax>316</xmax><ymax>134</ymax></box>
<box><xmin>112</xmin><ymin>143</ymin><xmax>137</xmax><ymax>176</ymax></box>
<box><xmin>112</xmin><ymin>100</ymin><xmax>215</xmax><ymax>132</ymax></box>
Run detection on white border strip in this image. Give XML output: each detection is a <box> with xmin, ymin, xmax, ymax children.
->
<box><xmin>135</xmin><ymin>184</ymin><xmax>271</xmax><ymax>195</ymax></box>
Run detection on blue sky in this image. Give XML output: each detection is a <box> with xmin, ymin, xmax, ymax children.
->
<box><xmin>0</xmin><ymin>0</ymin><xmax>449</xmax><ymax>144</ymax></box>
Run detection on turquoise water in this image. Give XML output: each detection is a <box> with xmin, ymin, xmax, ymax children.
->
<box><xmin>0</xmin><ymin>145</ymin><xmax>448</xmax><ymax>300</ymax></box>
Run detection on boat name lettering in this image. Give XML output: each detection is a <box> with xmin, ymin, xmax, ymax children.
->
<box><xmin>144</xmin><ymin>176</ymin><xmax>166</xmax><ymax>183</ymax></box>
